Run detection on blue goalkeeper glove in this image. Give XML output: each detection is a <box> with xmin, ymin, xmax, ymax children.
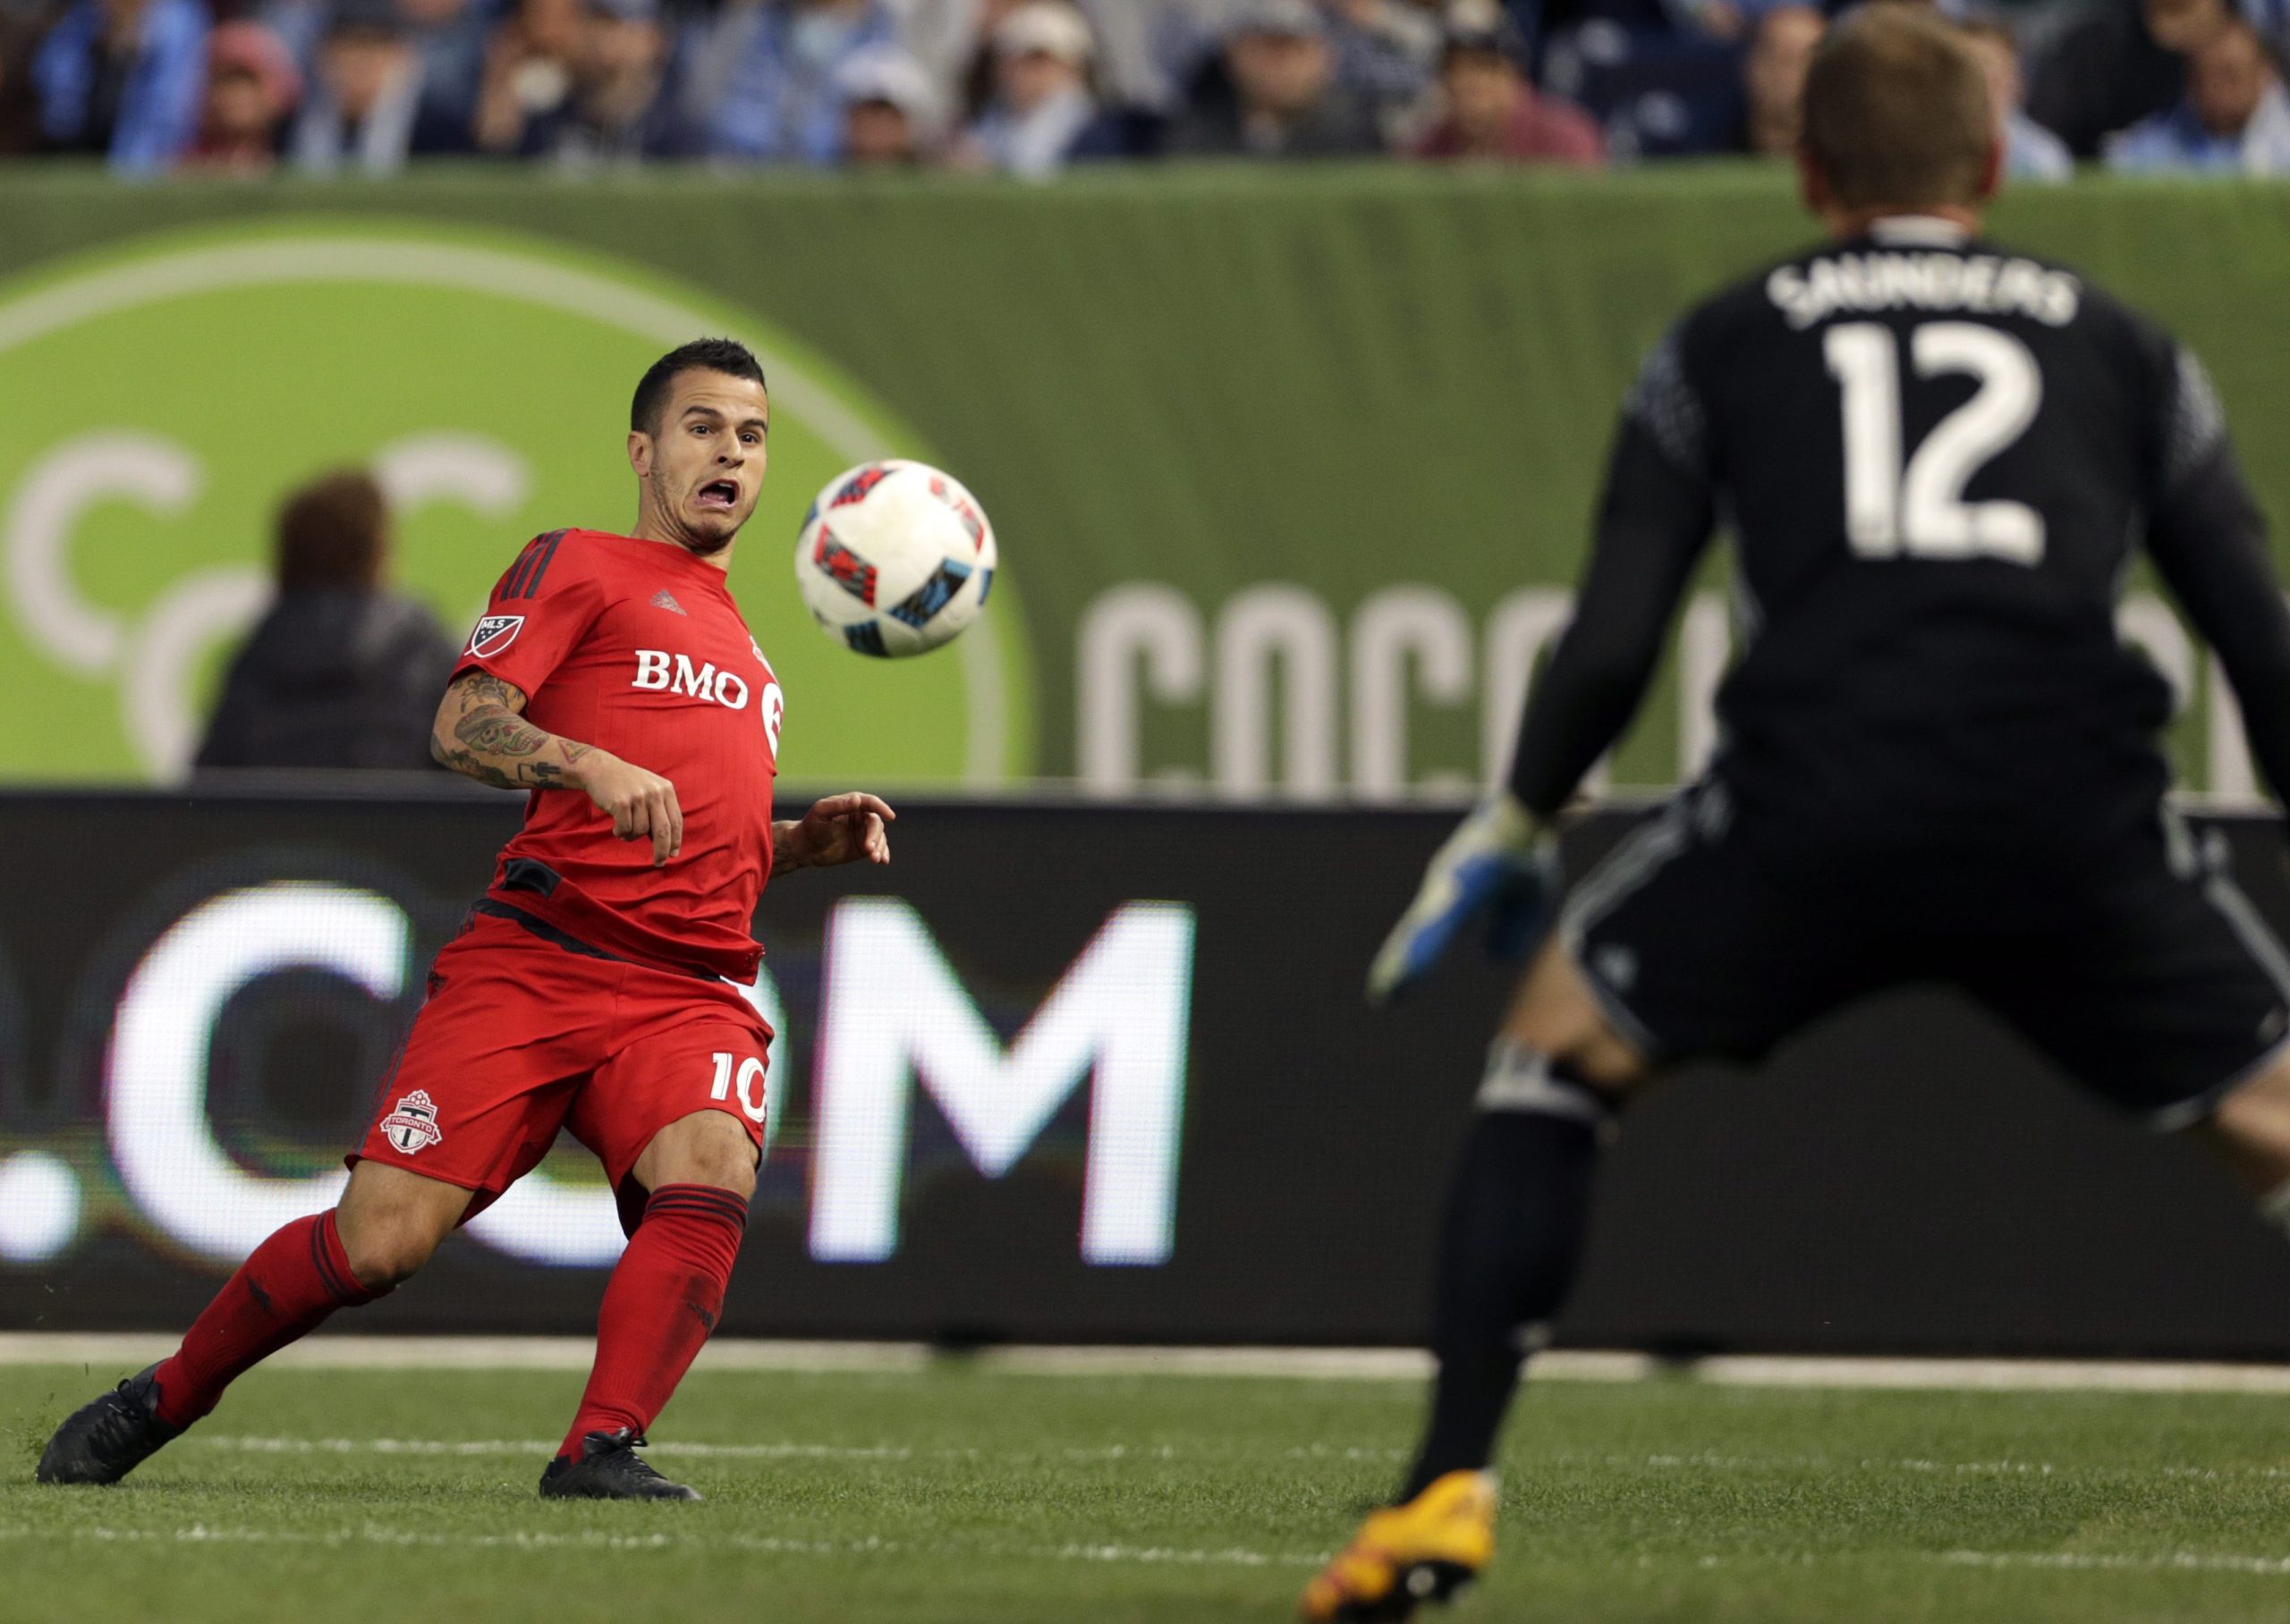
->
<box><xmin>1367</xmin><ymin>792</ymin><xmax>1559</xmax><ymax>1005</ymax></box>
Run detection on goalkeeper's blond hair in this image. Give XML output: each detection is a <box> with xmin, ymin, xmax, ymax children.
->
<box><xmin>1802</xmin><ymin>5</ymin><xmax>1996</xmax><ymax>211</ymax></box>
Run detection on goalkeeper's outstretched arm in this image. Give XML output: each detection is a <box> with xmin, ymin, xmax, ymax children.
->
<box><xmin>1503</xmin><ymin>414</ymin><xmax>1717</xmax><ymax>820</ymax></box>
<box><xmin>2147</xmin><ymin>453</ymin><xmax>2290</xmax><ymax>808</ymax></box>
<box><xmin>1368</xmin><ymin>364</ymin><xmax>1717</xmax><ymax>1002</ymax></box>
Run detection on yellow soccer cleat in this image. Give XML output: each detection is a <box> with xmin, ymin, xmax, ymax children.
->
<box><xmin>1298</xmin><ymin>1469</ymin><xmax>1497</xmax><ymax>1622</ymax></box>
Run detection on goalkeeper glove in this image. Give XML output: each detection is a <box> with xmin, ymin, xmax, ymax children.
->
<box><xmin>1367</xmin><ymin>791</ymin><xmax>1558</xmax><ymax>1005</ymax></box>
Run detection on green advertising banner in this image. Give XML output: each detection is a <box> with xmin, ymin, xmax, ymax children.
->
<box><xmin>2</xmin><ymin>168</ymin><xmax>2286</xmax><ymax>799</ymax></box>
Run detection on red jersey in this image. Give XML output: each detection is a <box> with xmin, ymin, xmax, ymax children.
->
<box><xmin>454</xmin><ymin>529</ymin><xmax>784</xmax><ymax>981</ymax></box>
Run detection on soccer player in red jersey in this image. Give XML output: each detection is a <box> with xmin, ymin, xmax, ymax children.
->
<box><xmin>39</xmin><ymin>338</ymin><xmax>894</xmax><ymax>1501</ymax></box>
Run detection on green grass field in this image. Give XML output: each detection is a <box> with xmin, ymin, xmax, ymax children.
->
<box><xmin>6</xmin><ymin>1359</ymin><xmax>2290</xmax><ymax>1623</ymax></box>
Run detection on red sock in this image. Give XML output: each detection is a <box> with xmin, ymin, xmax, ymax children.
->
<box><xmin>152</xmin><ymin>1210</ymin><xmax>379</xmax><ymax>1428</ymax></box>
<box><xmin>558</xmin><ymin>1185</ymin><xmax>747</xmax><ymax>1459</ymax></box>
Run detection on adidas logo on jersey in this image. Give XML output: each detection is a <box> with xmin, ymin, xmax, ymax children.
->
<box><xmin>652</xmin><ymin>590</ymin><xmax>686</xmax><ymax>616</ymax></box>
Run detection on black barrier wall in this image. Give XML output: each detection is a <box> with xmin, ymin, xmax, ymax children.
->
<box><xmin>2</xmin><ymin>786</ymin><xmax>2290</xmax><ymax>1358</ymax></box>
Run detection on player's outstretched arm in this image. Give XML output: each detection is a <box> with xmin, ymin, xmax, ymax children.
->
<box><xmin>430</xmin><ymin>672</ymin><xmax>685</xmax><ymax>866</ymax></box>
<box><xmin>1369</xmin><ymin>380</ymin><xmax>1715</xmax><ymax>1003</ymax></box>
<box><xmin>773</xmin><ymin>793</ymin><xmax>895</xmax><ymax>875</ymax></box>
<box><xmin>1368</xmin><ymin>791</ymin><xmax>1558</xmax><ymax>1004</ymax></box>
<box><xmin>2151</xmin><ymin>476</ymin><xmax>2290</xmax><ymax>808</ymax></box>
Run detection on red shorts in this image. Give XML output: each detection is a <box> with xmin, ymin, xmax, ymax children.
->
<box><xmin>351</xmin><ymin>911</ymin><xmax>772</xmax><ymax>1214</ymax></box>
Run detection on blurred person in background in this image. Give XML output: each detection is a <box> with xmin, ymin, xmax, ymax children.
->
<box><xmin>401</xmin><ymin>0</ymin><xmax>496</xmax><ymax>154</ymax></box>
<box><xmin>1961</xmin><ymin>16</ymin><xmax>2071</xmax><ymax>180</ymax></box>
<box><xmin>0</xmin><ymin>5</ymin><xmax>50</xmax><ymax>154</ymax></box>
<box><xmin>901</xmin><ymin>0</ymin><xmax>995</xmax><ymax>97</ymax></box>
<box><xmin>471</xmin><ymin>0</ymin><xmax>582</xmax><ymax>152</ymax></box>
<box><xmin>932</xmin><ymin>0</ymin><xmax>1022</xmax><ymax>124</ymax></box>
<box><xmin>195</xmin><ymin>470</ymin><xmax>459</xmax><ymax>774</ymax></box>
<box><xmin>294</xmin><ymin>0</ymin><xmax>467</xmax><ymax>172</ymax></box>
<box><xmin>954</xmin><ymin>1</ymin><xmax>1115</xmax><ymax>176</ymax></box>
<box><xmin>939</xmin><ymin>0</ymin><xmax>1166</xmax><ymax>156</ymax></box>
<box><xmin>250</xmin><ymin>0</ymin><xmax>327</xmax><ymax>84</ymax></box>
<box><xmin>1528</xmin><ymin>0</ymin><xmax>1761</xmax><ymax>158</ymax></box>
<box><xmin>1319</xmin><ymin>0</ymin><xmax>1442</xmax><ymax>140</ymax></box>
<box><xmin>835</xmin><ymin>43</ymin><xmax>939</xmax><ymax>163</ymax></box>
<box><xmin>2259</xmin><ymin>0</ymin><xmax>2290</xmax><ymax>57</ymax></box>
<box><xmin>30</xmin><ymin>0</ymin><xmax>207</xmax><ymax>171</ymax></box>
<box><xmin>493</xmin><ymin>0</ymin><xmax>684</xmax><ymax>163</ymax></box>
<box><xmin>1739</xmin><ymin>2</ymin><xmax>1819</xmax><ymax>154</ymax></box>
<box><xmin>2029</xmin><ymin>0</ymin><xmax>2226</xmax><ymax>158</ymax></box>
<box><xmin>182</xmin><ymin>17</ymin><xmax>301</xmax><ymax>170</ymax></box>
<box><xmin>1167</xmin><ymin>0</ymin><xmax>1380</xmax><ymax>156</ymax></box>
<box><xmin>2108</xmin><ymin>13</ymin><xmax>2290</xmax><ymax>171</ymax></box>
<box><xmin>1412</xmin><ymin>4</ymin><xmax>1603</xmax><ymax>165</ymax></box>
<box><xmin>1046</xmin><ymin>0</ymin><xmax>1181</xmax><ymax>116</ymax></box>
<box><xmin>686</xmin><ymin>0</ymin><xmax>903</xmax><ymax>165</ymax></box>
<box><xmin>1126</xmin><ymin>0</ymin><xmax>1450</xmax><ymax>114</ymax></box>
<box><xmin>253</xmin><ymin>0</ymin><xmax>481</xmax><ymax>135</ymax></box>
<box><xmin>1070</xmin><ymin>0</ymin><xmax>1246</xmax><ymax>116</ymax></box>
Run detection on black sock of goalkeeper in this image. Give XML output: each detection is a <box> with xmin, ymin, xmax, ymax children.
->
<box><xmin>1400</xmin><ymin>1041</ymin><xmax>1612</xmax><ymax>1501</ymax></box>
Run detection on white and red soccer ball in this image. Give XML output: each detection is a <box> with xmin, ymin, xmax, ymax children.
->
<box><xmin>793</xmin><ymin>461</ymin><xmax>997</xmax><ymax>658</ymax></box>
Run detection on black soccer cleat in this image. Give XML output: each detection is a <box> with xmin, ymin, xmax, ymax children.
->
<box><xmin>36</xmin><ymin>1363</ymin><xmax>186</xmax><ymax>1485</ymax></box>
<box><xmin>539</xmin><ymin>1429</ymin><xmax>701</xmax><ymax>1501</ymax></box>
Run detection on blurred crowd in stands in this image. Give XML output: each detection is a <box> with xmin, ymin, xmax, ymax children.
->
<box><xmin>0</xmin><ymin>0</ymin><xmax>2284</xmax><ymax>177</ymax></box>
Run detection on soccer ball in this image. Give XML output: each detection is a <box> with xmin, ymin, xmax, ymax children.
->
<box><xmin>793</xmin><ymin>461</ymin><xmax>997</xmax><ymax>658</ymax></box>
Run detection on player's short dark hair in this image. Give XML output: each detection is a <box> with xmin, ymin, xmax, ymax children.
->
<box><xmin>1802</xmin><ymin>4</ymin><xmax>1994</xmax><ymax>211</ymax></box>
<box><xmin>631</xmin><ymin>338</ymin><xmax>768</xmax><ymax>437</ymax></box>
<box><xmin>275</xmin><ymin>469</ymin><xmax>387</xmax><ymax>591</ymax></box>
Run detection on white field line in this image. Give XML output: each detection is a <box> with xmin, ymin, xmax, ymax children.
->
<box><xmin>199</xmin><ymin>1435</ymin><xmax>1347</xmax><ymax>1465</ymax></box>
<box><xmin>196</xmin><ymin>1435</ymin><xmax>1176</xmax><ymax>1464</ymax></box>
<box><xmin>0</xmin><ymin>1335</ymin><xmax>937</xmax><ymax>1374</ymax></box>
<box><xmin>185</xmin><ymin>1435</ymin><xmax>2290</xmax><ymax>1484</ymax></box>
<box><xmin>7</xmin><ymin>1521</ymin><xmax>2290</xmax><ymax>1584</ymax></box>
<box><xmin>198</xmin><ymin>1436</ymin><xmax>925</xmax><ymax>1461</ymax></box>
<box><xmin>1540</xmin><ymin>1450</ymin><xmax>2290</xmax><ymax>1483</ymax></box>
<box><xmin>10</xmin><ymin>1334</ymin><xmax>2290</xmax><ymax>1393</ymax></box>
<box><xmin>1681</xmin><ymin>1355</ymin><xmax>2290</xmax><ymax>1394</ymax></box>
<box><xmin>1937</xmin><ymin>1550</ymin><xmax>2290</xmax><ymax>1577</ymax></box>
<box><xmin>191</xmin><ymin>1434</ymin><xmax>1361</xmax><ymax>1465</ymax></box>
<box><xmin>0</xmin><ymin>1522</ymin><xmax>1323</xmax><ymax>1569</ymax></box>
<box><xmin>982</xmin><ymin>1346</ymin><xmax>1437</xmax><ymax>1381</ymax></box>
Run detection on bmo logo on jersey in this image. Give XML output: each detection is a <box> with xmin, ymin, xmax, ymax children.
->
<box><xmin>633</xmin><ymin>649</ymin><xmax>751</xmax><ymax>710</ymax></box>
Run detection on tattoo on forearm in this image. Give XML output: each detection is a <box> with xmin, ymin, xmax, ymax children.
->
<box><xmin>456</xmin><ymin>709</ymin><xmax>547</xmax><ymax>757</ymax></box>
<box><xmin>433</xmin><ymin>740</ymin><xmax>521</xmax><ymax>790</ymax></box>
<box><xmin>432</xmin><ymin>672</ymin><xmax>592</xmax><ymax>791</ymax></box>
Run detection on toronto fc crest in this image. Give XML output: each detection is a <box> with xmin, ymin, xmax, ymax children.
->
<box><xmin>380</xmin><ymin>1090</ymin><xmax>445</xmax><ymax>1155</ymax></box>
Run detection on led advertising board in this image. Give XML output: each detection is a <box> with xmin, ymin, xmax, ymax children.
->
<box><xmin>5</xmin><ymin>790</ymin><xmax>2290</xmax><ymax>1358</ymax></box>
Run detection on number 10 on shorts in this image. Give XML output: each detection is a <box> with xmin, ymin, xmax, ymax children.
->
<box><xmin>709</xmin><ymin>1051</ymin><xmax>769</xmax><ymax>1123</ymax></box>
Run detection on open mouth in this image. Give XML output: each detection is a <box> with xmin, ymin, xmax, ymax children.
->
<box><xmin>695</xmin><ymin>479</ymin><xmax>740</xmax><ymax>512</ymax></box>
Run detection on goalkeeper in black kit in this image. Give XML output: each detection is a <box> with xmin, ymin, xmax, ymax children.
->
<box><xmin>1302</xmin><ymin>9</ymin><xmax>2290</xmax><ymax>1620</ymax></box>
